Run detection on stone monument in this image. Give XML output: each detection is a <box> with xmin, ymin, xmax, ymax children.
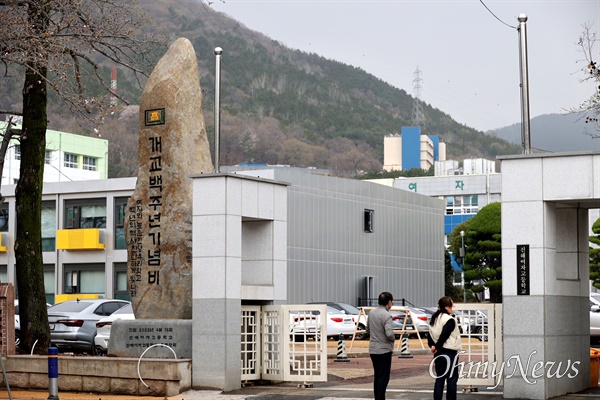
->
<box><xmin>126</xmin><ymin>38</ymin><xmax>213</xmax><ymax>319</ymax></box>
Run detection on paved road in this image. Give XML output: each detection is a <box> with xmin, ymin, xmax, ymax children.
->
<box><xmin>1</xmin><ymin>340</ymin><xmax>599</xmax><ymax>399</ymax></box>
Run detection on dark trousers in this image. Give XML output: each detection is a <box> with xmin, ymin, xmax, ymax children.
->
<box><xmin>433</xmin><ymin>350</ymin><xmax>459</xmax><ymax>400</ymax></box>
<box><xmin>370</xmin><ymin>352</ymin><xmax>393</xmax><ymax>400</ymax></box>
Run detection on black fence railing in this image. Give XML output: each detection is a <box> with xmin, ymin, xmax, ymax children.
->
<box><xmin>357</xmin><ymin>297</ymin><xmax>415</xmax><ymax>307</ymax></box>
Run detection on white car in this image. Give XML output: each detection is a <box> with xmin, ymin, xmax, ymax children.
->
<box><xmin>590</xmin><ymin>294</ymin><xmax>600</xmax><ymax>339</ymax></box>
<box><xmin>15</xmin><ymin>300</ymin><xmax>51</xmax><ymax>349</ymax></box>
<box><xmin>290</xmin><ymin>306</ymin><xmax>356</xmax><ymax>341</ymax></box>
<box><xmin>94</xmin><ymin>303</ymin><xmax>135</xmax><ymax>354</ymax></box>
<box><xmin>15</xmin><ymin>300</ymin><xmax>20</xmax><ymax>348</ymax></box>
<box><xmin>325</xmin><ymin>306</ymin><xmax>357</xmax><ymax>339</ymax></box>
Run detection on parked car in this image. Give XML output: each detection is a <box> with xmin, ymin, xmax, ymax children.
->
<box><xmin>15</xmin><ymin>300</ymin><xmax>51</xmax><ymax>349</ymax></box>
<box><xmin>308</xmin><ymin>302</ymin><xmax>367</xmax><ymax>339</ymax></box>
<box><xmin>454</xmin><ymin>309</ymin><xmax>487</xmax><ymax>335</ymax></box>
<box><xmin>15</xmin><ymin>300</ymin><xmax>21</xmax><ymax>348</ymax></box>
<box><xmin>48</xmin><ymin>299</ymin><xmax>130</xmax><ymax>354</ymax></box>
<box><xmin>590</xmin><ymin>294</ymin><xmax>600</xmax><ymax>340</ymax></box>
<box><xmin>290</xmin><ymin>306</ymin><xmax>356</xmax><ymax>341</ymax></box>
<box><xmin>468</xmin><ymin>310</ymin><xmax>489</xmax><ymax>341</ymax></box>
<box><xmin>325</xmin><ymin>306</ymin><xmax>357</xmax><ymax>339</ymax></box>
<box><xmin>94</xmin><ymin>303</ymin><xmax>135</xmax><ymax>354</ymax></box>
<box><xmin>390</xmin><ymin>307</ymin><xmax>430</xmax><ymax>338</ymax></box>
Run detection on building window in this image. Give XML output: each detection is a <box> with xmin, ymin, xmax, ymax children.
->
<box><xmin>114</xmin><ymin>197</ymin><xmax>128</xmax><ymax>249</ymax></box>
<box><xmin>114</xmin><ymin>263</ymin><xmax>130</xmax><ymax>301</ymax></box>
<box><xmin>364</xmin><ymin>209</ymin><xmax>374</xmax><ymax>233</ymax></box>
<box><xmin>45</xmin><ymin>151</ymin><xmax>53</xmax><ymax>164</ymax></box>
<box><xmin>64</xmin><ymin>199</ymin><xmax>106</xmax><ymax>229</ymax></box>
<box><xmin>0</xmin><ymin>204</ymin><xmax>8</xmax><ymax>232</ymax></box>
<box><xmin>463</xmin><ymin>195</ymin><xmax>479</xmax><ymax>213</ymax></box>
<box><xmin>446</xmin><ymin>195</ymin><xmax>478</xmax><ymax>215</ymax></box>
<box><xmin>82</xmin><ymin>156</ymin><xmax>97</xmax><ymax>171</ymax></box>
<box><xmin>63</xmin><ymin>264</ymin><xmax>105</xmax><ymax>294</ymax></box>
<box><xmin>14</xmin><ymin>145</ymin><xmax>21</xmax><ymax>160</ymax></box>
<box><xmin>41</xmin><ymin>201</ymin><xmax>56</xmax><ymax>251</ymax></box>
<box><xmin>64</xmin><ymin>153</ymin><xmax>78</xmax><ymax>168</ymax></box>
<box><xmin>44</xmin><ymin>265</ymin><xmax>56</xmax><ymax>305</ymax></box>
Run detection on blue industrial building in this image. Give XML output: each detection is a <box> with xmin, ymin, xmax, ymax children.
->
<box><xmin>384</xmin><ymin>126</ymin><xmax>445</xmax><ymax>171</ymax></box>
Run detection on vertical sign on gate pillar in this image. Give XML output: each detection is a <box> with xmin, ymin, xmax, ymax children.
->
<box><xmin>517</xmin><ymin>244</ymin><xmax>530</xmax><ymax>295</ymax></box>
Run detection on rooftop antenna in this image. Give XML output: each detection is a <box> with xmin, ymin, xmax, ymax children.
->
<box><xmin>412</xmin><ymin>67</ymin><xmax>425</xmax><ymax>127</ymax></box>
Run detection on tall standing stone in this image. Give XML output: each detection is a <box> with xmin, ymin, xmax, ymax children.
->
<box><xmin>126</xmin><ymin>38</ymin><xmax>213</xmax><ymax>319</ymax></box>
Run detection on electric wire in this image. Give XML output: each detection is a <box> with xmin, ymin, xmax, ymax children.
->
<box><xmin>479</xmin><ymin>0</ymin><xmax>517</xmax><ymax>30</ymax></box>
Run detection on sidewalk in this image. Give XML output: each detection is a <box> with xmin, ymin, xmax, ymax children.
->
<box><xmin>1</xmin><ymin>352</ymin><xmax>600</xmax><ymax>399</ymax></box>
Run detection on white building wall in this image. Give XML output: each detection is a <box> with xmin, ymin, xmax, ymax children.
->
<box><xmin>464</xmin><ymin>158</ymin><xmax>496</xmax><ymax>175</ymax></box>
<box><xmin>383</xmin><ymin>135</ymin><xmax>402</xmax><ymax>171</ymax></box>
<box><xmin>434</xmin><ymin>160</ymin><xmax>459</xmax><ymax>177</ymax></box>
<box><xmin>0</xmin><ymin>123</ymin><xmax>107</xmax><ymax>185</ymax></box>
<box><xmin>420</xmin><ymin>136</ymin><xmax>434</xmax><ymax>170</ymax></box>
<box><xmin>438</xmin><ymin>142</ymin><xmax>447</xmax><ymax>162</ymax></box>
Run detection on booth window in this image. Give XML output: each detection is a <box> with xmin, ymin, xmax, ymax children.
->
<box><xmin>364</xmin><ymin>209</ymin><xmax>374</xmax><ymax>233</ymax></box>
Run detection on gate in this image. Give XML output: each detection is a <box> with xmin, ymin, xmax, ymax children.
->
<box><xmin>241</xmin><ymin>304</ymin><xmax>328</xmax><ymax>383</ymax></box>
<box><xmin>454</xmin><ymin>303</ymin><xmax>503</xmax><ymax>389</ymax></box>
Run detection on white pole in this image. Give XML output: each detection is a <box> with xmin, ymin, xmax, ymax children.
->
<box><xmin>518</xmin><ymin>14</ymin><xmax>531</xmax><ymax>154</ymax></box>
<box><xmin>214</xmin><ymin>47</ymin><xmax>223</xmax><ymax>173</ymax></box>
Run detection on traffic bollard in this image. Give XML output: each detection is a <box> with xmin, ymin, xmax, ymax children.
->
<box><xmin>398</xmin><ymin>333</ymin><xmax>413</xmax><ymax>358</ymax></box>
<box><xmin>48</xmin><ymin>347</ymin><xmax>59</xmax><ymax>400</ymax></box>
<box><xmin>334</xmin><ymin>333</ymin><xmax>350</xmax><ymax>362</ymax></box>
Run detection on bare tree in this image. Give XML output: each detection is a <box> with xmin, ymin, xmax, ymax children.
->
<box><xmin>0</xmin><ymin>0</ymin><xmax>166</xmax><ymax>354</ymax></box>
<box><xmin>574</xmin><ymin>24</ymin><xmax>600</xmax><ymax>135</ymax></box>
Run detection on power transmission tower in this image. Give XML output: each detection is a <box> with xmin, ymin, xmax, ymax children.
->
<box><xmin>412</xmin><ymin>67</ymin><xmax>425</xmax><ymax>127</ymax></box>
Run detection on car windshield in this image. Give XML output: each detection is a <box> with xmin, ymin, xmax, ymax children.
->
<box><xmin>49</xmin><ymin>301</ymin><xmax>92</xmax><ymax>312</ymax></box>
<box><xmin>337</xmin><ymin>303</ymin><xmax>361</xmax><ymax>315</ymax></box>
<box><xmin>592</xmin><ymin>294</ymin><xmax>600</xmax><ymax>304</ymax></box>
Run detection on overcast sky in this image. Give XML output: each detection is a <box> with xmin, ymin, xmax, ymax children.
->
<box><xmin>209</xmin><ymin>0</ymin><xmax>599</xmax><ymax>133</ymax></box>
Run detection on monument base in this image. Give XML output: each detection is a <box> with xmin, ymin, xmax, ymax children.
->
<box><xmin>110</xmin><ymin>319</ymin><xmax>192</xmax><ymax>359</ymax></box>
<box><xmin>1</xmin><ymin>354</ymin><xmax>191</xmax><ymax>396</ymax></box>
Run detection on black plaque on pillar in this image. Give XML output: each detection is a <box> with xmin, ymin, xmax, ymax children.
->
<box><xmin>517</xmin><ymin>244</ymin><xmax>530</xmax><ymax>295</ymax></box>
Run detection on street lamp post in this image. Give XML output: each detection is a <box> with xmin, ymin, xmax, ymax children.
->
<box><xmin>460</xmin><ymin>230</ymin><xmax>466</xmax><ymax>303</ymax></box>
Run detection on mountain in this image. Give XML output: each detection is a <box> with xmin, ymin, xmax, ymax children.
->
<box><xmin>0</xmin><ymin>0</ymin><xmax>522</xmax><ymax>177</ymax></box>
<box><xmin>486</xmin><ymin>112</ymin><xmax>600</xmax><ymax>153</ymax></box>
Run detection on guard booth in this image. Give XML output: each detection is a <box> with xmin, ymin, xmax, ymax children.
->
<box><xmin>499</xmin><ymin>151</ymin><xmax>600</xmax><ymax>399</ymax></box>
<box><xmin>192</xmin><ymin>173</ymin><xmax>300</xmax><ymax>391</ymax></box>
